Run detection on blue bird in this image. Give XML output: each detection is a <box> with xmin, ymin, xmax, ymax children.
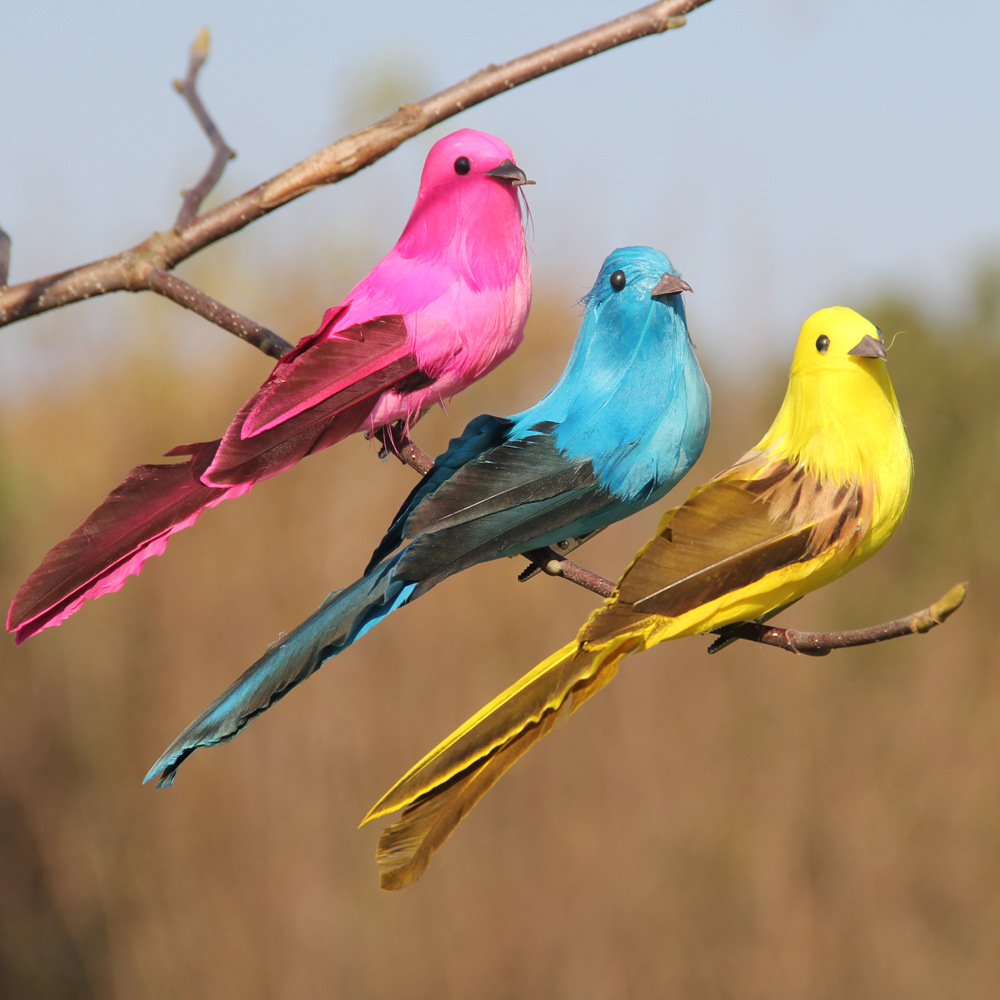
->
<box><xmin>145</xmin><ymin>246</ymin><xmax>712</xmax><ymax>786</ymax></box>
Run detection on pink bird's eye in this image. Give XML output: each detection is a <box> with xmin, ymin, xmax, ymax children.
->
<box><xmin>454</xmin><ymin>157</ymin><xmax>471</xmax><ymax>175</ymax></box>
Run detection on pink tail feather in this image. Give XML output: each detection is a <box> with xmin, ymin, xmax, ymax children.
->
<box><xmin>8</xmin><ymin>442</ymin><xmax>246</xmax><ymax>643</ymax></box>
<box><xmin>7</xmin><ymin>393</ymin><xmax>381</xmax><ymax>643</ymax></box>
<box><xmin>8</xmin><ymin>316</ymin><xmax>425</xmax><ymax>642</ymax></box>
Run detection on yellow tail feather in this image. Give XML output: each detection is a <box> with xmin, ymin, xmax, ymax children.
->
<box><xmin>365</xmin><ymin>635</ymin><xmax>640</xmax><ymax>889</ymax></box>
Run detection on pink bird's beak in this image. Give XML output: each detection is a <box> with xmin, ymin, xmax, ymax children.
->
<box><xmin>486</xmin><ymin>160</ymin><xmax>534</xmax><ymax>186</ymax></box>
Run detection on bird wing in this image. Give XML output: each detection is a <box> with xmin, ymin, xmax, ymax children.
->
<box><xmin>246</xmin><ymin>314</ymin><xmax>421</xmax><ymax>432</ymax></box>
<box><xmin>364</xmin><ymin>413</ymin><xmax>516</xmax><ymax>569</ymax></box>
<box><xmin>583</xmin><ymin>454</ymin><xmax>873</xmax><ymax>644</ymax></box>
<box><xmin>205</xmin><ymin>316</ymin><xmax>431</xmax><ymax>486</ymax></box>
<box><xmin>378</xmin><ymin>421</ymin><xmax>624</xmax><ymax>592</ymax></box>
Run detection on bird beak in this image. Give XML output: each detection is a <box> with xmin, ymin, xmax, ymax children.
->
<box><xmin>847</xmin><ymin>334</ymin><xmax>887</xmax><ymax>360</ymax></box>
<box><xmin>486</xmin><ymin>160</ymin><xmax>534</xmax><ymax>186</ymax></box>
<box><xmin>651</xmin><ymin>273</ymin><xmax>693</xmax><ymax>297</ymax></box>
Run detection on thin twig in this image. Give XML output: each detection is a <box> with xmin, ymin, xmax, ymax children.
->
<box><xmin>374</xmin><ymin>426</ymin><xmax>436</xmax><ymax>476</ymax></box>
<box><xmin>173</xmin><ymin>28</ymin><xmax>237</xmax><ymax>228</ymax></box>
<box><xmin>0</xmin><ymin>0</ymin><xmax>713</xmax><ymax>342</ymax></box>
<box><xmin>520</xmin><ymin>547</ymin><xmax>617</xmax><ymax>595</ymax></box>
<box><xmin>523</xmin><ymin>549</ymin><xmax>966</xmax><ymax>655</ymax></box>
<box><xmin>708</xmin><ymin>582</ymin><xmax>968</xmax><ymax>655</ymax></box>
<box><xmin>0</xmin><ymin>227</ymin><xmax>9</xmax><ymax>288</ymax></box>
<box><xmin>144</xmin><ymin>267</ymin><xmax>291</xmax><ymax>358</ymax></box>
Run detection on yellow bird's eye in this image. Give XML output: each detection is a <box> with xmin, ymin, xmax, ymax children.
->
<box><xmin>816</xmin><ymin>335</ymin><xmax>830</xmax><ymax>354</ymax></box>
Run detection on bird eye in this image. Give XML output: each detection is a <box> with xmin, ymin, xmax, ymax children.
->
<box><xmin>816</xmin><ymin>335</ymin><xmax>830</xmax><ymax>354</ymax></box>
<box><xmin>609</xmin><ymin>270</ymin><xmax>627</xmax><ymax>292</ymax></box>
<box><xmin>454</xmin><ymin>156</ymin><xmax>471</xmax><ymax>175</ymax></box>
<box><xmin>875</xmin><ymin>326</ymin><xmax>884</xmax><ymax>341</ymax></box>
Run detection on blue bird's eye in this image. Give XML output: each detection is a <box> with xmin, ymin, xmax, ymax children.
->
<box><xmin>609</xmin><ymin>270</ymin><xmax>626</xmax><ymax>292</ymax></box>
<box><xmin>454</xmin><ymin>157</ymin><xmax>471</xmax><ymax>175</ymax></box>
<box><xmin>816</xmin><ymin>335</ymin><xmax>830</xmax><ymax>354</ymax></box>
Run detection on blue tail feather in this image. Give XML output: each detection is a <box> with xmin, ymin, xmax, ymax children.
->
<box><xmin>144</xmin><ymin>557</ymin><xmax>417</xmax><ymax>785</ymax></box>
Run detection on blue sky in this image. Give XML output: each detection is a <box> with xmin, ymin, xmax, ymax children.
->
<box><xmin>2</xmin><ymin>0</ymin><xmax>998</xmax><ymax>382</ymax></box>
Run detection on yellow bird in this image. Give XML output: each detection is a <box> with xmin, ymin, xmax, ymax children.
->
<box><xmin>364</xmin><ymin>306</ymin><xmax>913</xmax><ymax>889</ymax></box>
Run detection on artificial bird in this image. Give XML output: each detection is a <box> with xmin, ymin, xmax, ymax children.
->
<box><xmin>9</xmin><ymin>128</ymin><xmax>532</xmax><ymax>643</ymax></box>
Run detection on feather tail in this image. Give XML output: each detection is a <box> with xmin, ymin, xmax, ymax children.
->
<box><xmin>364</xmin><ymin>634</ymin><xmax>640</xmax><ymax>890</ymax></box>
<box><xmin>144</xmin><ymin>559</ymin><xmax>415</xmax><ymax>787</ymax></box>
<box><xmin>7</xmin><ymin>441</ymin><xmax>250</xmax><ymax>643</ymax></box>
<box><xmin>8</xmin><ymin>391</ymin><xmax>379</xmax><ymax>643</ymax></box>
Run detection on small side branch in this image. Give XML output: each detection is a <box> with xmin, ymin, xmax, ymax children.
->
<box><xmin>144</xmin><ymin>267</ymin><xmax>291</xmax><ymax>358</ymax></box>
<box><xmin>520</xmin><ymin>547</ymin><xmax>616</xmax><ymax>595</ymax></box>
<box><xmin>0</xmin><ymin>227</ymin><xmax>9</xmax><ymax>287</ymax></box>
<box><xmin>374</xmin><ymin>426</ymin><xmax>435</xmax><ymax>475</ymax></box>
<box><xmin>708</xmin><ymin>582</ymin><xmax>967</xmax><ymax>655</ymax></box>
<box><xmin>173</xmin><ymin>29</ymin><xmax>237</xmax><ymax>227</ymax></box>
<box><xmin>524</xmin><ymin>549</ymin><xmax>967</xmax><ymax>655</ymax></box>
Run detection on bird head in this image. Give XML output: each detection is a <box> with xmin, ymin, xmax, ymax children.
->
<box><xmin>764</xmin><ymin>306</ymin><xmax>910</xmax><ymax>489</ymax></box>
<box><xmin>791</xmin><ymin>306</ymin><xmax>888</xmax><ymax>378</ymax></box>
<box><xmin>583</xmin><ymin>246</ymin><xmax>692</xmax><ymax>319</ymax></box>
<box><xmin>397</xmin><ymin>129</ymin><xmax>533</xmax><ymax>281</ymax></box>
<box><xmin>417</xmin><ymin>129</ymin><xmax>532</xmax><ymax>193</ymax></box>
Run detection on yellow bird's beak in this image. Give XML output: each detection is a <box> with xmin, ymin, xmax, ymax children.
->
<box><xmin>848</xmin><ymin>334</ymin><xmax>887</xmax><ymax>360</ymax></box>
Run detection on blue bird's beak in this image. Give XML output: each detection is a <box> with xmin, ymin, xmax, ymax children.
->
<box><xmin>651</xmin><ymin>273</ymin><xmax>692</xmax><ymax>297</ymax></box>
<box><xmin>486</xmin><ymin>160</ymin><xmax>534</xmax><ymax>186</ymax></box>
<box><xmin>848</xmin><ymin>334</ymin><xmax>887</xmax><ymax>360</ymax></box>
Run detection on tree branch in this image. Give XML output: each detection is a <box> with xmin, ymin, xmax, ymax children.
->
<box><xmin>522</xmin><ymin>548</ymin><xmax>966</xmax><ymax>655</ymax></box>
<box><xmin>374</xmin><ymin>425</ymin><xmax>436</xmax><ymax>475</ymax></box>
<box><xmin>172</xmin><ymin>28</ymin><xmax>237</xmax><ymax>228</ymax></box>
<box><xmin>0</xmin><ymin>0</ymin><xmax>714</xmax><ymax>342</ymax></box>
<box><xmin>144</xmin><ymin>266</ymin><xmax>290</xmax><ymax>358</ymax></box>
<box><xmin>0</xmin><ymin>227</ymin><xmax>9</xmax><ymax>288</ymax></box>
<box><xmin>707</xmin><ymin>582</ymin><xmax>968</xmax><ymax>655</ymax></box>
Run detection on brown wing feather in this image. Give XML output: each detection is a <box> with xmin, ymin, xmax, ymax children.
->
<box><xmin>581</xmin><ymin>455</ymin><xmax>872</xmax><ymax>644</ymax></box>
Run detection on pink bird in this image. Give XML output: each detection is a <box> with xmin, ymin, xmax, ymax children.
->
<box><xmin>8</xmin><ymin>128</ymin><xmax>532</xmax><ymax>643</ymax></box>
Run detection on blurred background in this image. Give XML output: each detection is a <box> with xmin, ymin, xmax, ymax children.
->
<box><xmin>2</xmin><ymin>1</ymin><xmax>999</xmax><ymax>997</ymax></box>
